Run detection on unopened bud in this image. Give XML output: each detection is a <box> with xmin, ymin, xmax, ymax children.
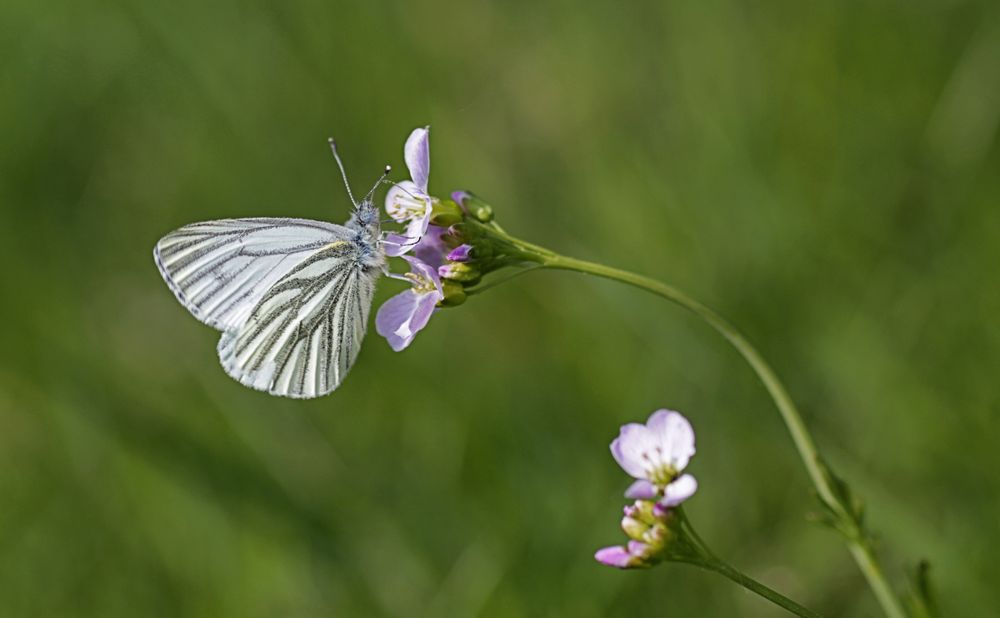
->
<box><xmin>447</xmin><ymin>244</ymin><xmax>474</xmax><ymax>262</ymax></box>
<box><xmin>621</xmin><ymin>515</ymin><xmax>649</xmax><ymax>541</ymax></box>
<box><xmin>631</xmin><ymin>500</ymin><xmax>659</xmax><ymax>526</ymax></box>
<box><xmin>652</xmin><ymin>502</ymin><xmax>669</xmax><ymax>520</ymax></box>
<box><xmin>429</xmin><ymin>199</ymin><xmax>463</xmax><ymax>226</ymax></box>
<box><xmin>451</xmin><ymin>190</ymin><xmax>493</xmax><ymax>222</ymax></box>
<box><xmin>438</xmin><ymin>262</ymin><xmax>481</xmax><ymax>284</ymax></box>
<box><xmin>438</xmin><ymin>280</ymin><xmax>467</xmax><ymax>307</ymax></box>
<box><xmin>441</xmin><ymin>225</ymin><xmax>465</xmax><ymax>249</ymax></box>
<box><xmin>644</xmin><ymin>521</ymin><xmax>671</xmax><ymax>545</ymax></box>
<box><xmin>627</xmin><ymin>540</ymin><xmax>653</xmax><ymax>560</ymax></box>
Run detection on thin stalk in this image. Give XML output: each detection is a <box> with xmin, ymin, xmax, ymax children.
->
<box><xmin>465</xmin><ymin>263</ymin><xmax>543</xmax><ymax>296</ymax></box>
<box><xmin>672</xmin><ymin>507</ymin><xmax>822</xmax><ymax>617</ymax></box>
<box><xmin>684</xmin><ymin>557</ymin><xmax>825</xmax><ymax>618</ymax></box>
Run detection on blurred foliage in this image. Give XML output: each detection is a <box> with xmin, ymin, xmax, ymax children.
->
<box><xmin>1</xmin><ymin>0</ymin><xmax>998</xmax><ymax>616</ymax></box>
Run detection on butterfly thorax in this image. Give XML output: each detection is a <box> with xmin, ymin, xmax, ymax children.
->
<box><xmin>346</xmin><ymin>198</ymin><xmax>384</xmax><ymax>272</ymax></box>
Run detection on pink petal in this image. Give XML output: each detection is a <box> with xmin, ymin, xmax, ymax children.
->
<box><xmin>375</xmin><ymin>257</ymin><xmax>443</xmax><ymax>352</ymax></box>
<box><xmin>403</xmin><ymin>126</ymin><xmax>430</xmax><ymax>191</ymax></box>
<box><xmin>375</xmin><ymin>290</ymin><xmax>422</xmax><ymax>351</ymax></box>
<box><xmin>626</xmin><ymin>540</ymin><xmax>650</xmax><ymax>557</ymax></box>
<box><xmin>383</xmin><ymin>232</ymin><xmax>416</xmax><ymax>257</ymax></box>
<box><xmin>623</xmin><ymin>479</ymin><xmax>658</xmax><ymax>500</ymax></box>
<box><xmin>659</xmin><ymin>474</ymin><xmax>698</xmax><ymax>507</ymax></box>
<box><xmin>412</xmin><ymin>226</ymin><xmax>448</xmax><ymax>268</ymax></box>
<box><xmin>594</xmin><ymin>545</ymin><xmax>637</xmax><ymax>569</ymax></box>
<box><xmin>402</xmin><ymin>255</ymin><xmax>443</xmax><ymax>296</ymax></box>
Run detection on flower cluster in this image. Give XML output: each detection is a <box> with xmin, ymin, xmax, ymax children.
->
<box><xmin>375</xmin><ymin>127</ymin><xmax>540</xmax><ymax>351</ymax></box>
<box><xmin>595</xmin><ymin>409</ymin><xmax>699</xmax><ymax>569</ymax></box>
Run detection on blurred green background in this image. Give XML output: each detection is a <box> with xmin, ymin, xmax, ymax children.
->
<box><xmin>1</xmin><ymin>0</ymin><xmax>998</xmax><ymax>616</ymax></box>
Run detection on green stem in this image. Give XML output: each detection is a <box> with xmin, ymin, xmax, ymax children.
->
<box><xmin>673</xmin><ymin>508</ymin><xmax>821</xmax><ymax>617</ymax></box>
<box><xmin>691</xmin><ymin>557</ymin><xmax>825</xmax><ymax>618</ymax></box>
<box><xmin>465</xmin><ymin>263</ymin><xmax>544</xmax><ymax>296</ymax></box>
<box><xmin>537</xmin><ymin>253</ymin><xmax>906</xmax><ymax>618</ymax></box>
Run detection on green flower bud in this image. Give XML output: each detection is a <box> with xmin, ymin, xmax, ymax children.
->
<box><xmin>429</xmin><ymin>199</ymin><xmax>464</xmax><ymax>227</ymax></box>
<box><xmin>453</xmin><ymin>191</ymin><xmax>494</xmax><ymax>222</ymax></box>
<box><xmin>621</xmin><ymin>515</ymin><xmax>649</xmax><ymax>541</ymax></box>
<box><xmin>438</xmin><ymin>280</ymin><xmax>467</xmax><ymax>307</ymax></box>
<box><xmin>631</xmin><ymin>500</ymin><xmax>659</xmax><ymax>526</ymax></box>
<box><xmin>471</xmin><ymin>203</ymin><xmax>493</xmax><ymax>223</ymax></box>
<box><xmin>644</xmin><ymin>521</ymin><xmax>672</xmax><ymax>546</ymax></box>
<box><xmin>439</xmin><ymin>262</ymin><xmax>481</xmax><ymax>284</ymax></box>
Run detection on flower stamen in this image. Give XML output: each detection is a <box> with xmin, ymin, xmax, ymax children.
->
<box><xmin>403</xmin><ymin>271</ymin><xmax>437</xmax><ymax>294</ymax></box>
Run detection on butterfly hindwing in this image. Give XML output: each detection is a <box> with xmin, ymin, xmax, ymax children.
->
<box><xmin>216</xmin><ymin>241</ymin><xmax>378</xmax><ymax>398</ymax></box>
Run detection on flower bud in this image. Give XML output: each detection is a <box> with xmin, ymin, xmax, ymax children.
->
<box><xmin>450</xmin><ymin>190</ymin><xmax>471</xmax><ymax>208</ymax></box>
<box><xmin>644</xmin><ymin>521</ymin><xmax>671</xmax><ymax>546</ymax></box>
<box><xmin>451</xmin><ymin>190</ymin><xmax>493</xmax><ymax>222</ymax></box>
<box><xmin>621</xmin><ymin>514</ymin><xmax>649</xmax><ymax>541</ymax></box>
<box><xmin>594</xmin><ymin>545</ymin><xmax>645</xmax><ymax>569</ymax></box>
<box><xmin>652</xmin><ymin>502</ymin><xmax>669</xmax><ymax>520</ymax></box>
<box><xmin>447</xmin><ymin>244</ymin><xmax>474</xmax><ymax>262</ymax></box>
<box><xmin>438</xmin><ymin>262</ymin><xmax>481</xmax><ymax>284</ymax></box>
<box><xmin>472</xmin><ymin>203</ymin><xmax>493</xmax><ymax>223</ymax></box>
<box><xmin>627</xmin><ymin>540</ymin><xmax>653</xmax><ymax>559</ymax></box>
<box><xmin>440</xmin><ymin>225</ymin><xmax>465</xmax><ymax>249</ymax></box>
<box><xmin>630</xmin><ymin>500</ymin><xmax>659</xmax><ymax>526</ymax></box>
<box><xmin>429</xmin><ymin>199</ymin><xmax>463</xmax><ymax>227</ymax></box>
<box><xmin>438</xmin><ymin>280</ymin><xmax>467</xmax><ymax>307</ymax></box>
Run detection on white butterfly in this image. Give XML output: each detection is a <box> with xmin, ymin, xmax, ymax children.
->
<box><xmin>154</xmin><ymin>141</ymin><xmax>388</xmax><ymax>398</ymax></box>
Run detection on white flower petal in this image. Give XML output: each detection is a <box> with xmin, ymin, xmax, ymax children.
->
<box><xmin>385</xmin><ymin>180</ymin><xmax>429</xmax><ymax>223</ymax></box>
<box><xmin>646</xmin><ymin>409</ymin><xmax>695</xmax><ymax>472</ymax></box>
<box><xmin>611</xmin><ymin>423</ymin><xmax>660</xmax><ymax>479</ymax></box>
<box><xmin>404</xmin><ymin>208</ymin><xmax>431</xmax><ymax>240</ymax></box>
<box><xmin>660</xmin><ymin>474</ymin><xmax>698</xmax><ymax>507</ymax></box>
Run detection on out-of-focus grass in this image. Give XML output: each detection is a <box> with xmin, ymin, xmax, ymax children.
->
<box><xmin>0</xmin><ymin>0</ymin><xmax>997</xmax><ymax>616</ymax></box>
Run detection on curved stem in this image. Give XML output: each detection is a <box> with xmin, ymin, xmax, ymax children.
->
<box><xmin>671</xmin><ymin>507</ymin><xmax>822</xmax><ymax>617</ymax></box>
<box><xmin>686</xmin><ymin>557</ymin><xmax>825</xmax><ymax>618</ymax></box>
<box><xmin>539</xmin><ymin>253</ymin><xmax>906</xmax><ymax>618</ymax></box>
<box><xmin>675</xmin><ymin>508</ymin><xmax>821</xmax><ymax>617</ymax></box>
<box><xmin>465</xmin><ymin>263</ymin><xmax>544</xmax><ymax>296</ymax></box>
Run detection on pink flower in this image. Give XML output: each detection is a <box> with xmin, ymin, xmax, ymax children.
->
<box><xmin>611</xmin><ymin>410</ymin><xmax>698</xmax><ymax>507</ymax></box>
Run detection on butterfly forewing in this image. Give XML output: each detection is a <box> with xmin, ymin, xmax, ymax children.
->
<box><xmin>154</xmin><ymin>218</ymin><xmax>353</xmax><ymax>332</ymax></box>
<box><xmin>216</xmin><ymin>241</ymin><xmax>376</xmax><ymax>398</ymax></box>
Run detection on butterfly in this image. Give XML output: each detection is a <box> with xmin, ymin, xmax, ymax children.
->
<box><xmin>154</xmin><ymin>140</ymin><xmax>390</xmax><ymax>398</ymax></box>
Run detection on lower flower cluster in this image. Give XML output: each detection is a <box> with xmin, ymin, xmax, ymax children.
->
<box><xmin>596</xmin><ymin>500</ymin><xmax>682</xmax><ymax>568</ymax></box>
<box><xmin>595</xmin><ymin>409</ymin><xmax>700</xmax><ymax>569</ymax></box>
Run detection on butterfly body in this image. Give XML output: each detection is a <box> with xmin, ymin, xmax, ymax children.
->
<box><xmin>155</xmin><ymin>197</ymin><xmax>385</xmax><ymax>399</ymax></box>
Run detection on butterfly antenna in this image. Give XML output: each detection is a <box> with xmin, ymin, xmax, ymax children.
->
<box><xmin>361</xmin><ymin>165</ymin><xmax>392</xmax><ymax>203</ymax></box>
<box><xmin>328</xmin><ymin>138</ymin><xmax>358</xmax><ymax>208</ymax></box>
